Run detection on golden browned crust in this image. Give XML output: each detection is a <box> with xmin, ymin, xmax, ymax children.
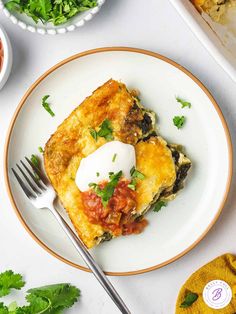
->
<box><xmin>191</xmin><ymin>0</ymin><xmax>236</xmax><ymax>22</ymax></box>
<box><xmin>44</xmin><ymin>79</ymin><xmax>184</xmax><ymax>248</ymax></box>
<box><xmin>191</xmin><ymin>0</ymin><xmax>204</xmax><ymax>11</ymax></box>
<box><xmin>44</xmin><ymin>79</ymin><xmax>156</xmax><ymax>247</ymax></box>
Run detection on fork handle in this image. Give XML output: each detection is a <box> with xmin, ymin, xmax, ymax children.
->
<box><xmin>49</xmin><ymin>205</ymin><xmax>131</xmax><ymax>314</ymax></box>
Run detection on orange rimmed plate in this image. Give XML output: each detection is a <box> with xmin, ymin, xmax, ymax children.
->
<box><xmin>4</xmin><ymin>47</ymin><xmax>232</xmax><ymax>276</ymax></box>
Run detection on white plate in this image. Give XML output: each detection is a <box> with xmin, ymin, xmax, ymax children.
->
<box><xmin>170</xmin><ymin>0</ymin><xmax>236</xmax><ymax>83</ymax></box>
<box><xmin>4</xmin><ymin>48</ymin><xmax>232</xmax><ymax>275</ymax></box>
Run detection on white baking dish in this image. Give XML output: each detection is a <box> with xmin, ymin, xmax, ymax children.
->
<box><xmin>170</xmin><ymin>0</ymin><xmax>236</xmax><ymax>83</ymax></box>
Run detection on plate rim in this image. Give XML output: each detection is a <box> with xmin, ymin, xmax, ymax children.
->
<box><xmin>4</xmin><ymin>46</ymin><xmax>233</xmax><ymax>276</ymax></box>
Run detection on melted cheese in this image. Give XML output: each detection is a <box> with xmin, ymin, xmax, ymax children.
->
<box><xmin>44</xmin><ymin>80</ymin><xmax>177</xmax><ymax>248</ymax></box>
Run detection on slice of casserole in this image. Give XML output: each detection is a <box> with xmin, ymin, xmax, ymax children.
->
<box><xmin>191</xmin><ymin>0</ymin><xmax>236</xmax><ymax>22</ymax></box>
<box><xmin>44</xmin><ymin>79</ymin><xmax>191</xmax><ymax>248</ymax></box>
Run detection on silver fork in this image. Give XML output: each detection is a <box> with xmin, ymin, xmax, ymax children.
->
<box><xmin>12</xmin><ymin>157</ymin><xmax>131</xmax><ymax>314</ymax></box>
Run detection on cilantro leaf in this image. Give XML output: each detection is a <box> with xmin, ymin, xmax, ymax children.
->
<box><xmin>173</xmin><ymin>116</ymin><xmax>185</xmax><ymax>129</ymax></box>
<box><xmin>42</xmin><ymin>95</ymin><xmax>55</xmax><ymax>117</ymax></box>
<box><xmin>89</xmin><ymin>119</ymin><xmax>114</xmax><ymax>141</ymax></box>
<box><xmin>26</xmin><ymin>283</ymin><xmax>80</xmax><ymax>313</ymax></box>
<box><xmin>30</xmin><ymin>154</ymin><xmax>41</xmax><ymax>180</ymax></box>
<box><xmin>89</xmin><ymin>171</ymin><xmax>122</xmax><ymax>207</ymax></box>
<box><xmin>0</xmin><ymin>303</ymin><xmax>8</xmax><ymax>314</ymax></box>
<box><xmin>97</xmin><ymin>119</ymin><xmax>114</xmax><ymax>141</ymax></box>
<box><xmin>38</xmin><ymin>146</ymin><xmax>44</xmax><ymax>153</ymax></box>
<box><xmin>127</xmin><ymin>182</ymin><xmax>136</xmax><ymax>190</ymax></box>
<box><xmin>25</xmin><ymin>294</ymin><xmax>49</xmax><ymax>313</ymax></box>
<box><xmin>30</xmin><ymin>154</ymin><xmax>40</xmax><ymax>169</ymax></box>
<box><xmin>8</xmin><ymin>301</ymin><xmax>17</xmax><ymax>312</ymax></box>
<box><xmin>0</xmin><ymin>270</ymin><xmax>25</xmax><ymax>297</ymax></box>
<box><xmin>130</xmin><ymin>167</ymin><xmax>145</xmax><ymax>180</ymax></box>
<box><xmin>128</xmin><ymin>167</ymin><xmax>145</xmax><ymax>191</ymax></box>
<box><xmin>153</xmin><ymin>201</ymin><xmax>167</xmax><ymax>213</ymax></box>
<box><xmin>5</xmin><ymin>0</ymin><xmax>97</xmax><ymax>26</ymax></box>
<box><xmin>30</xmin><ymin>155</ymin><xmax>39</xmax><ymax>168</ymax></box>
<box><xmin>89</xmin><ymin>128</ymin><xmax>97</xmax><ymax>141</ymax></box>
<box><xmin>176</xmin><ymin>96</ymin><xmax>191</xmax><ymax>109</ymax></box>
<box><xmin>180</xmin><ymin>292</ymin><xmax>198</xmax><ymax>308</ymax></box>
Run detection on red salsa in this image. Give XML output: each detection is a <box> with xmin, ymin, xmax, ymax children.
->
<box><xmin>82</xmin><ymin>179</ymin><xmax>148</xmax><ymax>236</ymax></box>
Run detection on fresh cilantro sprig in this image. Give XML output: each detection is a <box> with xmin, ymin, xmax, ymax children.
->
<box><xmin>0</xmin><ymin>270</ymin><xmax>80</xmax><ymax>314</ymax></box>
<box><xmin>89</xmin><ymin>119</ymin><xmax>114</xmax><ymax>142</ymax></box>
<box><xmin>180</xmin><ymin>291</ymin><xmax>198</xmax><ymax>308</ymax></box>
<box><xmin>153</xmin><ymin>200</ymin><xmax>167</xmax><ymax>213</ymax></box>
<box><xmin>128</xmin><ymin>166</ymin><xmax>145</xmax><ymax>190</ymax></box>
<box><xmin>176</xmin><ymin>96</ymin><xmax>191</xmax><ymax>109</ymax></box>
<box><xmin>25</xmin><ymin>283</ymin><xmax>80</xmax><ymax>313</ymax></box>
<box><xmin>0</xmin><ymin>270</ymin><xmax>25</xmax><ymax>297</ymax></box>
<box><xmin>5</xmin><ymin>0</ymin><xmax>97</xmax><ymax>26</ymax></box>
<box><xmin>89</xmin><ymin>171</ymin><xmax>122</xmax><ymax>207</ymax></box>
<box><xmin>42</xmin><ymin>95</ymin><xmax>55</xmax><ymax>117</ymax></box>
<box><xmin>173</xmin><ymin>116</ymin><xmax>185</xmax><ymax>129</ymax></box>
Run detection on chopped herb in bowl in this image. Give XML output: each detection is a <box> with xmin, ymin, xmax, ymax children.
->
<box><xmin>4</xmin><ymin>0</ymin><xmax>98</xmax><ymax>26</ymax></box>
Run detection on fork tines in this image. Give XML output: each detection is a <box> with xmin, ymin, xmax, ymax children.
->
<box><xmin>12</xmin><ymin>157</ymin><xmax>47</xmax><ymax>199</ymax></box>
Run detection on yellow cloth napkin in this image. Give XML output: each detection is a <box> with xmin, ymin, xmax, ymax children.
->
<box><xmin>176</xmin><ymin>254</ymin><xmax>236</xmax><ymax>314</ymax></box>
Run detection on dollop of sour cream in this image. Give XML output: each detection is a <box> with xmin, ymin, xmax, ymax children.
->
<box><xmin>76</xmin><ymin>141</ymin><xmax>136</xmax><ymax>192</ymax></box>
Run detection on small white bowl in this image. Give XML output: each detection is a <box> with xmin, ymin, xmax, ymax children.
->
<box><xmin>0</xmin><ymin>24</ymin><xmax>12</xmax><ymax>90</ymax></box>
<box><xmin>0</xmin><ymin>0</ymin><xmax>105</xmax><ymax>35</ymax></box>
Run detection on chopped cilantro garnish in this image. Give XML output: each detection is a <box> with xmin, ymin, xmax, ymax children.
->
<box><xmin>176</xmin><ymin>96</ymin><xmax>191</xmax><ymax>109</ymax></box>
<box><xmin>89</xmin><ymin>119</ymin><xmax>114</xmax><ymax>141</ymax></box>
<box><xmin>38</xmin><ymin>146</ymin><xmax>44</xmax><ymax>153</ymax></box>
<box><xmin>97</xmin><ymin>119</ymin><xmax>114</xmax><ymax>141</ymax></box>
<box><xmin>89</xmin><ymin>171</ymin><xmax>122</xmax><ymax>207</ymax></box>
<box><xmin>5</xmin><ymin>0</ymin><xmax>97</xmax><ymax>26</ymax></box>
<box><xmin>30</xmin><ymin>154</ymin><xmax>40</xmax><ymax>169</ymax></box>
<box><xmin>41</xmin><ymin>95</ymin><xmax>55</xmax><ymax>117</ymax></box>
<box><xmin>180</xmin><ymin>292</ymin><xmax>198</xmax><ymax>308</ymax></box>
<box><xmin>130</xmin><ymin>166</ymin><xmax>145</xmax><ymax>180</ymax></box>
<box><xmin>89</xmin><ymin>128</ymin><xmax>97</xmax><ymax>141</ymax></box>
<box><xmin>112</xmin><ymin>153</ymin><xmax>117</xmax><ymax>162</ymax></box>
<box><xmin>96</xmin><ymin>172</ymin><xmax>100</xmax><ymax>177</ymax></box>
<box><xmin>127</xmin><ymin>182</ymin><xmax>136</xmax><ymax>191</ymax></box>
<box><xmin>30</xmin><ymin>154</ymin><xmax>40</xmax><ymax>180</ymax></box>
<box><xmin>128</xmin><ymin>167</ymin><xmax>145</xmax><ymax>191</ymax></box>
<box><xmin>153</xmin><ymin>201</ymin><xmax>167</xmax><ymax>212</ymax></box>
<box><xmin>173</xmin><ymin>116</ymin><xmax>185</xmax><ymax>129</ymax></box>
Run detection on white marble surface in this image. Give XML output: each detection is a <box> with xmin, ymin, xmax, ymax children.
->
<box><xmin>0</xmin><ymin>1</ymin><xmax>235</xmax><ymax>313</ymax></box>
